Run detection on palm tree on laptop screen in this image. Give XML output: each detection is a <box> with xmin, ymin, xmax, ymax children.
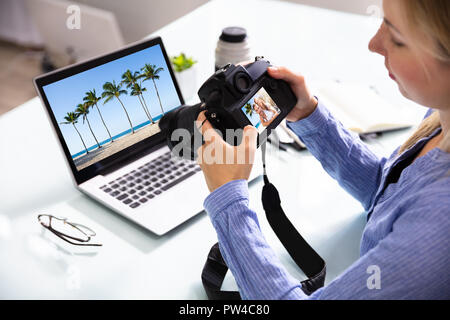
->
<box><xmin>130</xmin><ymin>82</ymin><xmax>154</xmax><ymax>123</ymax></box>
<box><xmin>75</xmin><ymin>103</ymin><xmax>101</xmax><ymax>150</ymax></box>
<box><xmin>60</xmin><ymin>111</ymin><xmax>89</xmax><ymax>155</ymax></box>
<box><xmin>121</xmin><ymin>70</ymin><xmax>154</xmax><ymax>124</ymax></box>
<box><xmin>139</xmin><ymin>64</ymin><xmax>165</xmax><ymax>115</ymax></box>
<box><xmin>102</xmin><ymin>80</ymin><xmax>135</xmax><ymax>134</ymax></box>
<box><xmin>83</xmin><ymin>89</ymin><xmax>113</xmax><ymax>143</ymax></box>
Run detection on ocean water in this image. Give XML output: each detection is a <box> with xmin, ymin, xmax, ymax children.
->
<box><xmin>71</xmin><ymin>114</ymin><xmax>164</xmax><ymax>159</ymax></box>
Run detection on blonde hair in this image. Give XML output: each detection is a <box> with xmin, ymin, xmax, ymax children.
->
<box><xmin>397</xmin><ymin>0</ymin><xmax>450</xmax><ymax>154</ymax></box>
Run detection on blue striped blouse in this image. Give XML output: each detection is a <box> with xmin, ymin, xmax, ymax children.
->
<box><xmin>203</xmin><ymin>101</ymin><xmax>450</xmax><ymax>300</ymax></box>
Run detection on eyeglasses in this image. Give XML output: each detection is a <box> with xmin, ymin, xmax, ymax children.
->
<box><xmin>37</xmin><ymin>214</ymin><xmax>102</xmax><ymax>247</ymax></box>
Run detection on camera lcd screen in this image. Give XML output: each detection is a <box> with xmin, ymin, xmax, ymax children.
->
<box><xmin>240</xmin><ymin>87</ymin><xmax>281</xmax><ymax>133</ymax></box>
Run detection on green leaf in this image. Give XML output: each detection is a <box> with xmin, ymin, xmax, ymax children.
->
<box><xmin>244</xmin><ymin>103</ymin><xmax>253</xmax><ymax>116</ymax></box>
<box><xmin>171</xmin><ymin>53</ymin><xmax>197</xmax><ymax>72</ymax></box>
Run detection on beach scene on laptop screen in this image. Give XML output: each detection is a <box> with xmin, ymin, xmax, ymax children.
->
<box><xmin>42</xmin><ymin>44</ymin><xmax>181</xmax><ymax>171</ymax></box>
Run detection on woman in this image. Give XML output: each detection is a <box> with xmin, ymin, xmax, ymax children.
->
<box><xmin>196</xmin><ymin>0</ymin><xmax>450</xmax><ymax>299</ymax></box>
<box><xmin>252</xmin><ymin>97</ymin><xmax>279</xmax><ymax>127</ymax></box>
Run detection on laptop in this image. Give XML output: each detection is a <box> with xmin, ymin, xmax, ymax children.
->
<box><xmin>34</xmin><ymin>37</ymin><xmax>261</xmax><ymax>235</ymax></box>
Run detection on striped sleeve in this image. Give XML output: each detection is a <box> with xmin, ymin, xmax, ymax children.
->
<box><xmin>204</xmin><ymin>179</ymin><xmax>309</xmax><ymax>300</ymax></box>
<box><xmin>204</xmin><ymin>178</ymin><xmax>450</xmax><ymax>300</ymax></box>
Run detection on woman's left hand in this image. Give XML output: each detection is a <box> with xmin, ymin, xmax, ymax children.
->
<box><xmin>196</xmin><ymin>111</ymin><xmax>258</xmax><ymax>192</ymax></box>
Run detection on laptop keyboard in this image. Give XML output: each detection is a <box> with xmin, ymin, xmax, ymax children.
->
<box><xmin>99</xmin><ymin>151</ymin><xmax>201</xmax><ymax>209</ymax></box>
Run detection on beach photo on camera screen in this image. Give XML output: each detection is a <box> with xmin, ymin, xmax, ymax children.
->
<box><xmin>241</xmin><ymin>87</ymin><xmax>281</xmax><ymax>133</ymax></box>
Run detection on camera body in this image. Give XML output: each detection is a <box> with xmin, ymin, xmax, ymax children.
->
<box><xmin>159</xmin><ymin>57</ymin><xmax>297</xmax><ymax>160</ymax></box>
<box><xmin>198</xmin><ymin>57</ymin><xmax>297</xmax><ymax>138</ymax></box>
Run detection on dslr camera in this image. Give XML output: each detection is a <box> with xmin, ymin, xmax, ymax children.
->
<box><xmin>159</xmin><ymin>57</ymin><xmax>297</xmax><ymax>160</ymax></box>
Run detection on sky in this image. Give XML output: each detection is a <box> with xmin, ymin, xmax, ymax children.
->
<box><xmin>43</xmin><ymin>44</ymin><xmax>181</xmax><ymax>156</ymax></box>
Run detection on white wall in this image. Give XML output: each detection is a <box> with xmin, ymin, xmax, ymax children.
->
<box><xmin>74</xmin><ymin>0</ymin><xmax>209</xmax><ymax>43</ymax></box>
<box><xmin>77</xmin><ymin>0</ymin><xmax>383</xmax><ymax>44</ymax></box>
<box><xmin>279</xmin><ymin>0</ymin><xmax>382</xmax><ymax>16</ymax></box>
<box><xmin>0</xmin><ymin>0</ymin><xmax>383</xmax><ymax>46</ymax></box>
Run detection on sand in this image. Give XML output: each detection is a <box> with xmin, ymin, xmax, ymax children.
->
<box><xmin>74</xmin><ymin>122</ymin><xmax>161</xmax><ymax>171</ymax></box>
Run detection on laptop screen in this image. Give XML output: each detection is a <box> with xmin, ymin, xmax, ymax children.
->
<box><xmin>41</xmin><ymin>42</ymin><xmax>182</xmax><ymax>172</ymax></box>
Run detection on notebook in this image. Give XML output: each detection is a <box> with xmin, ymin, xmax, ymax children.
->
<box><xmin>311</xmin><ymin>82</ymin><xmax>416</xmax><ymax>134</ymax></box>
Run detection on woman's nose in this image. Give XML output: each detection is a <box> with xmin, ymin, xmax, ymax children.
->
<box><xmin>369</xmin><ymin>25</ymin><xmax>386</xmax><ymax>56</ymax></box>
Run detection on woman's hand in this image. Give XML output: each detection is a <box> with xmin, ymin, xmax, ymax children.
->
<box><xmin>196</xmin><ymin>111</ymin><xmax>258</xmax><ymax>192</ymax></box>
<box><xmin>267</xmin><ymin>66</ymin><xmax>318</xmax><ymax>122</ymax></box>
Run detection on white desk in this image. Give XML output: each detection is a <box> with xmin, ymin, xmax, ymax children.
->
<box><xmin>0</xmin><ymin>0</ymin><xmax>426</xmax><ymax>299</ymax></box>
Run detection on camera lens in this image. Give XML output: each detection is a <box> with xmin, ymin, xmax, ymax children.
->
<box><xmin>159</xmin><ymin>103</ymin><xmax>203</xmax><ymax>160</ymax></box>
<box><xmin>234</xmin><ymin>72</ymin><xmax>251</xmax><ymax>93</ymax></box>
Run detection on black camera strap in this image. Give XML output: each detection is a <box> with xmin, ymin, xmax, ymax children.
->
<box><xmin>201</xmin><ymin>141</ymin><xmax>326</xmax><ymax>299</ymax></box>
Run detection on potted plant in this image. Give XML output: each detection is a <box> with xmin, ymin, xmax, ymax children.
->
<box><xmin>171</xmin><ymin>53</ymin><xmax>197</xmax><ymax>101</ymax></box>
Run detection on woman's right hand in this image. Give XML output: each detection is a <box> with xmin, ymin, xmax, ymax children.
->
<box><xmin>267</xmin><ymin>66</ymin><xmax>318</xmax><ymax>122</ymax></box>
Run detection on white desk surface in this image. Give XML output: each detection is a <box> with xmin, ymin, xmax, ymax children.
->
<box><xmin>0</xmin><ymin>0</ymin><xmax>426</xmax><ymax>299</ymax></box>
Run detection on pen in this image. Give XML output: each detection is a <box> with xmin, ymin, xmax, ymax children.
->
<box><xmin>360</xmin><ymin>132</ymin><xmax>383</xmax><ymax>141</ymax></box>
